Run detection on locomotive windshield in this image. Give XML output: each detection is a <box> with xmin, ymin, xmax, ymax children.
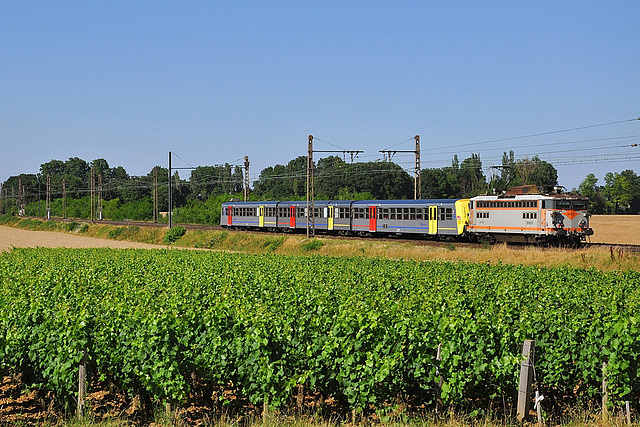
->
<box><xmin>556</xmin><ymin>199</ymin><xmax>589</xmax><ymax>210</ymax></box>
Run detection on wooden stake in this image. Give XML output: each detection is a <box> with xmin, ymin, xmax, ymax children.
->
<box><xmin>516</xmin><ymin>340</ymin><xmax>535</xmax><ymax>423</ymax></box>
<box><xmin>602</xmin><ymin>361</ymin><xmax>608</xmax><ymax>422</ymax></box>
<box><xmin>435</xmin><ymin>342</ymin><xmax>443</xmax><ymax>413</ymax></box>
<box><xmin>626</xmin><ymin>400</ymin><xmax>631</xmax><ymax>425</ymax></box>
<box><xmin>297</xmin><ymin>383</ymin><xmax>304</xmax><ymax>414</ymax></box>
<box><xmin>263</xmin><ymin>395</ymin><xmax>268</xmax><ymax>422</ymax></box>
<box><xmin>77</xmin><ymin>351</ymin><xmax>87</xmax><ymax>417</ymax></box>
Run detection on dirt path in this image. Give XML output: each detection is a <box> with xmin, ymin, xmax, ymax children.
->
<box><xmin>0</xmin><ymin>225</ymin><xmax>169</xmax><ymax>251</ymax></box>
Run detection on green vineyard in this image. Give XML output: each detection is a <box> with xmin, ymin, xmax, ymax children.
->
<box><xmin>1</xmin><ymin>248</ymin><xmax>639</xmax><ymax>416</ymax></box>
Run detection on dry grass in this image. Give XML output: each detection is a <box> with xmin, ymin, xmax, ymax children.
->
<box><xmin>2</xmin><ymin>216</ymin><xmax>639</xmax><ymax>272</ymax></box>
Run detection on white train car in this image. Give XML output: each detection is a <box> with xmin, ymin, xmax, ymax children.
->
<box><xmin>468</xmin><ymin>185</ymin><xmax>593</xmax><ymax>245</ymax></box>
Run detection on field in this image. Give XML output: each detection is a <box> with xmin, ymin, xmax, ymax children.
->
<box><xmin>0</xmin><ymin>216</ymin><xmax>639</xmax><ymax>425</ymax></box>
<box><xmin>588</xmin><ymin>215</ymin><xmax>640</xmax><ymax>245</ymax></box>
<box><xmin>1</xmin><ymin>246</ymin><xmax>640</xmax><ymax>426</ymax></box>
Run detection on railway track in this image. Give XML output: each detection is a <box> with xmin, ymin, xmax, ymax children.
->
<box><xmin>16</xmin><ymin>216</ymin><xmax>640</xmax><ymax>253</ymax></box>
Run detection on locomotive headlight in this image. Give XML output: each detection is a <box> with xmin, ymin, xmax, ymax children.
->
<box><xmin>579</xmin><ymin>219</ymin><xmax>587</xmax><ymax>229</ymax></box>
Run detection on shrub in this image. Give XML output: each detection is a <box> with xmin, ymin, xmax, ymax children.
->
<box><xmin>108</xmin><ymin>227</ymin><xmax>126</xmax><ymax>239</ymax></box>
<box><xmin>302</xmin><ymin>238</ymin><xmax>323</xmax><ymax>251</ymax></box>
<box><xmin>164</xmin><ymin>226</ymin><xmax>186</xmax><ymax>244</ymax></box>
<box><xmin>262</xmin><ymin>236</ymin><xmax>285</xmax><ymax>252</ymax></box>
<box><xmin>65</xmin><ymin>222</ymin><xmax>80</xmax><ymax>232</ymax></box>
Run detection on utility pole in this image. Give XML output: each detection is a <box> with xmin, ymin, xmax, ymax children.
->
<box><xmin>98</xmin><ymin>174</ymin><xmax>103</xmax><ymax>220</ymax></box>
<box><xmin>63</xmin><ymin>178</ymin><xmax>66</xmax><ymax>219</ymax></box>
<box><xmin>168</xmin><ymin>151</ymin><xmax>172</xmax><ymax>229</ymax></box>
<box><xmin>380</xmin><ymin>135</ymin><xmax>421</xmax><ymax>200</ymax></box>
<box><xmin>306</xmin><ymin>135</ymin><xmax>364</xmax><ymax>238</ymax></box>
<box><xmin>415</xmin><ymin>135</ymin><xmax>421</xmax><ymax>200</ymax></box>
<box><xmin>18</xmin><ymin>178</ymin><xmax>24</xmax><ymax>216</ymax></box>
<box><xmin>153</xmin><ymin>166</ymin><xmax>158</xmax><ymax>223</ymax></box>
<box><xmin>90</xmin><ymin>167</ymin><xmax>95</xmax><ymax>221</ymax></box>
<box><xmin>46</xmin><ymin>174</ymin><xmax>51</xmax><ymax>220</ymax></box>
<box><xmin>307</xmin><ymin>136</ymin><xmax>314</xmax><ymax>238</ymax></box>
<box><xmin>244</xmin><ymin>156</ymin><xmax>250</xmax><ymax>201</ymax></box>
<box><xmin>38</xmin><ymin>176</ymin><xmax>41</xmax><ymax>217</ymax></box>
<box><xmin>0</xmin><ymin>184</ymin><xmax>3</xmax><ymax>215</ymax></box>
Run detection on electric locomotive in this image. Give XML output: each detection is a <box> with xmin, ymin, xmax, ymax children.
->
<box><xmin>467</xmin><ymin>185</ymin><xmax>593</xmax><ymax>245</ymax></box>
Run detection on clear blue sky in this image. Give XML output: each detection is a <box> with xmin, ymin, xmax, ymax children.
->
<box><xmin>2</xmin><ymin>1</ymin><xmax>639</xmax><ymax>191</ymax></box>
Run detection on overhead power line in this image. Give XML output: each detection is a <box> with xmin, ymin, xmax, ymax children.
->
<box><xmin>430</xmin><ymin>116</ymin><xmax>640</xmax><ymax>152</ymax></box>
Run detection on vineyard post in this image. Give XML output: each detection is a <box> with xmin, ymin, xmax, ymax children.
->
<box><xmin>602</xmin><ymin>361</ymin><xmax>608</xmax><ymax>422</ymax></box>
<box><xmin>297</xmin><ymin>384</ymin><xmax>304</xmax><ymax>414</ymax></box>
<box><xmin>626</xmin><ymin>400</ymin><xmax>631</xmax><ymax>425</ymax></box>
<box><xmin>77</xmin><ymin>351</ymin><xmax>87</xmax><ymax>417</ymax></box>
<box><xmin>263</xmin><ymin>394</ymin><xmax>269</xmax><ymax>422</ymax></box>
<box><xmin>516</xmin><ymin>339</ymin><xmax>535</xmax><ymax>423</ymax></box>
<box><xmin>435</xmin><ymin>342</ymin><xmax>444</xmax><ymax>413</ymax></box>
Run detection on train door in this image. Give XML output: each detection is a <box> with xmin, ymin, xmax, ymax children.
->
<box><xmin>369</xmin><ymin>206</ymin><xmax>377</xmax><ymax>232</ymax></box>
<box><xmin>227</xmin><ymin>206</ymin><xmax>233</xmax><ymax>226</ymax></box>
<box><xmin>328</xmin><ymin>206</ymin><xmax>334</xmax><ymax>231</ymax></box>
<box><xmin>289</xmin><ymin>206</ymin><xmax>296</xmax><ymax>228</ymax></box>
<box><xmin>259</xmin><ymin>206</ymin><xmax>265</xmax><ymax>227</ymax></box>
<box><xmin>429</xmin><ymin>206</ymin><xmax>437</xmax><ymax>235</ymax></box>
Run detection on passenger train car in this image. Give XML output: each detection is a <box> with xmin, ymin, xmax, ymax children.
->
<box><xmin>220</xmin><ymin>186</ymin><xmax>593</xmax><ymax>245</ymax></box>
<box><xmin>221</xmin><ymin>199</ymin><xmax>470</xmax><ymax>238</ymax></box>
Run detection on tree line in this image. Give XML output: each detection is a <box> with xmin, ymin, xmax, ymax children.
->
<box><xmin>0</xmin><ymin>153</ymin><xmax>638</xmax><ymax>224</ymax></box>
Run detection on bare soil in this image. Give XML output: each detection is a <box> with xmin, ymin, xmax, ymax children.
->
<box><xmin>0</xmin><ymin>225</ymin><xmax>168</xmax><ymax>252</ymax></box>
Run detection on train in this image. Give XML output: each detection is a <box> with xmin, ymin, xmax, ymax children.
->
<box><xmin>220</xmin><ymin>185</ymin><xmax>594</xmax><ymax>246</ymax></box>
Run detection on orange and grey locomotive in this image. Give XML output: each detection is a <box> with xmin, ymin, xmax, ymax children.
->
<box><xmin>468</xmin><ymin>186</ymin><xmax>593</xmax><ymax>245</ymax></box>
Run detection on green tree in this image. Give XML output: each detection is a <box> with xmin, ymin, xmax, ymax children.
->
<box><xmin>512</xmin><ymin>156</ymin><xmax>557</xmax><ymax>188</ymax></box>
<box><xmin>253</xmin><ymin>156</ymin><xmax>308</xmax><ymax>199</ymax></box>
<box><xmin>458</xmin><ymin>154</ymin><xmax>486</xmax><ymax>197</ymax></box>
<box><xmin>578</xmin><ymin>173</ymin><xmax>606</xmax><ymax>214</ymax></box>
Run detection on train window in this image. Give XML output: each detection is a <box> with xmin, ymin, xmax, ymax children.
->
<box><xmin>572</xmin><ymin>200</ymin><xmax>588</xmax><ymax>210</ymax></box>
<box><xmin>557</xmin><ymin>200</ymin><xmax>571</xmax><ymax>210</ymax></box>
<box><xmin>415</xmin><ymin>208</ymin><xmax>422</xmax><ymax>220</ymax></box>
<box><xmin>390</xmin><ymin>208</ymin><xmax>396</xmax><ymax>220</ymax></box>
<box><xmin>446</xmin><ymin>208</ymin><xmax>453</xmax><ymax>220</ymax></box>
<box><xmin>402</xmin><ymin>208</ymin><xmax>409</xmax><ymax>220</ymax></box>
